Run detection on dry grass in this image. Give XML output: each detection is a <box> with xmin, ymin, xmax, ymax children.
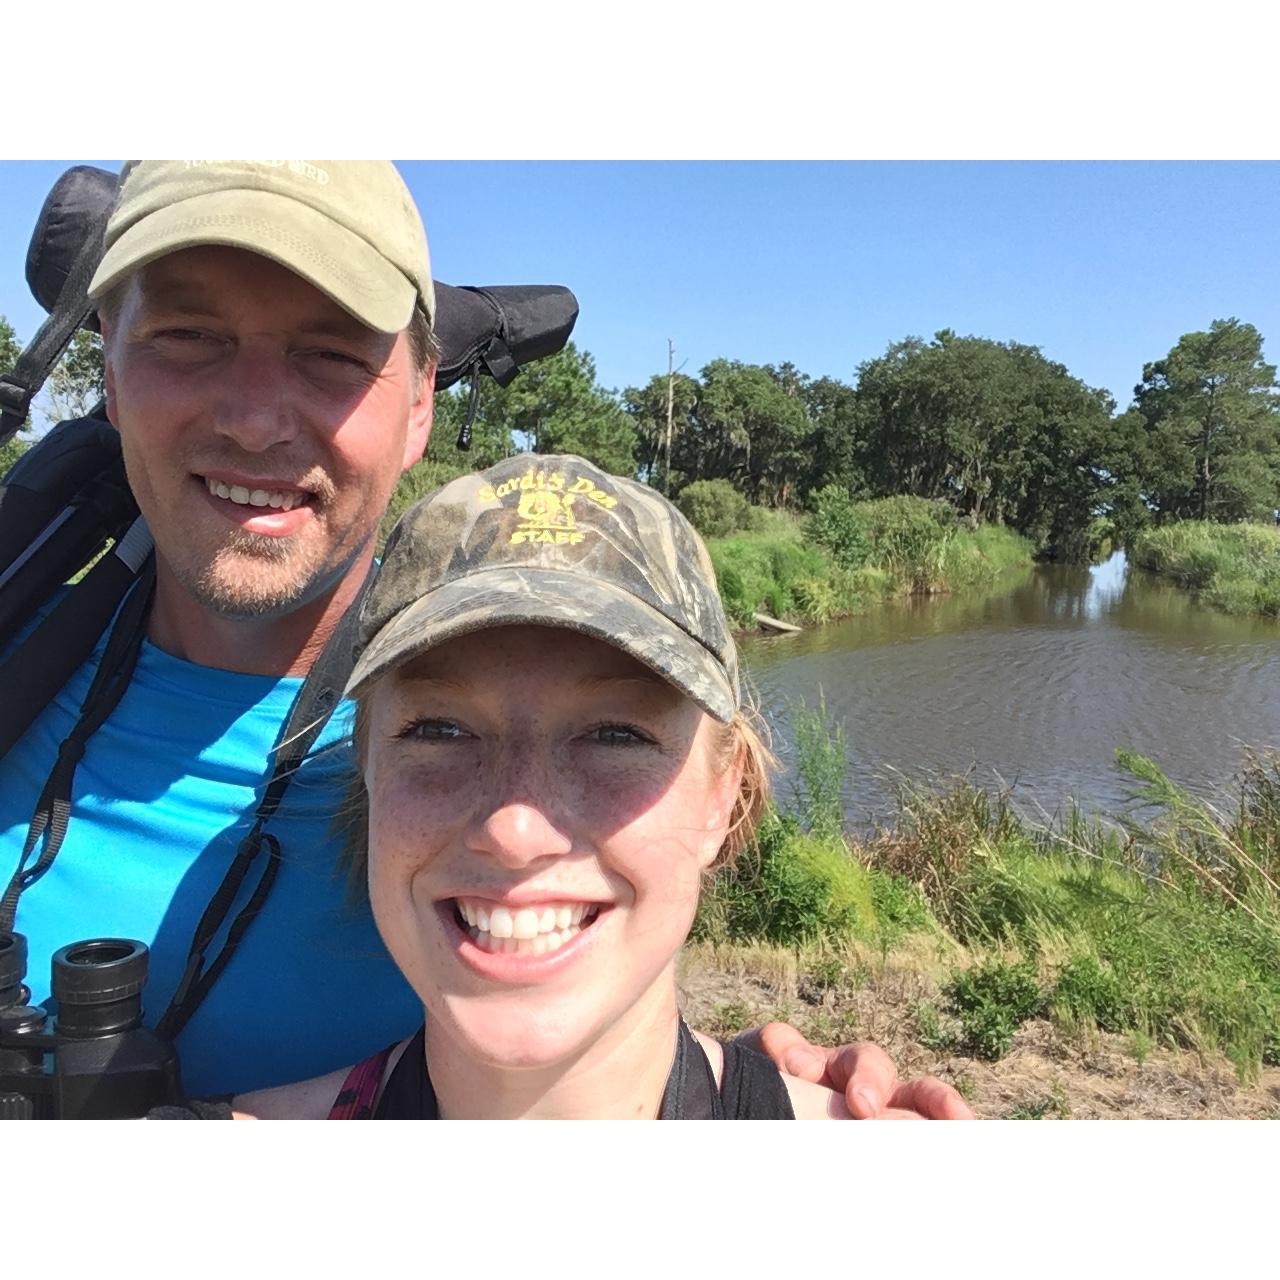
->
<box><xmin>678</xmin><ymin>941</ymin><xmax>1280</xmax><ymax>1119</ymax></box>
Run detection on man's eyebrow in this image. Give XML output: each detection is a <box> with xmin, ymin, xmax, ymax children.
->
<box><xmin>134</xmin><ymin>279</ymin><xmax>380</xmax><ymax>343</ymax></box>
<box><xmin>134</xmin><ymin>278</ymin><xmax>221</xmax><ymax>316</ymax></box>
<box><xmin>296</xmin><ymin>316</ymin><xmax>386</xmax><ymax>344</ymax></box>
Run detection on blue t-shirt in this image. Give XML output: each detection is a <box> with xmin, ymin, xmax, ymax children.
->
<box><xmin>2</xmin><ymin>596</ymin><xmax>421</xmax><ymax>1097</ymax></box>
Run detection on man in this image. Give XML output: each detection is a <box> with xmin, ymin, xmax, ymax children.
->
<box><xmin>2</xmin><ymin>160</ymin><xmax>969</xmax><ymax>1115</ymax></box>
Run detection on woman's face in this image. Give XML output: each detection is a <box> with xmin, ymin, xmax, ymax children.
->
<box><xmin>362</xmin><ymin>625</ymin><xmax>742</xmax><ymax>1069</ymax></box>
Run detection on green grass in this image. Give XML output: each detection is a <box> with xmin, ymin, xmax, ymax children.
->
<box><xmin>867</xmin><ymin>751</ymin><xmax>1280</xmax><ymax>1076</ymax></box>
<box><xmin>1130</xmin><ymin>521</ymin><xmax>1280</xmax><ymax>619</ymax></box>
<box><xmin>694</xmin><ymin>697</ymin><xmax>1280</xmax><ymax>1078</ymax></box>
<box><xmin>708</xmin><ymin>532</ymin><xmax>859</xmax><ymax>627</ymax></box>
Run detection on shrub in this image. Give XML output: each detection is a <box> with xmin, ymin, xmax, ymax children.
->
<box><xmin>867</xmin><ymin>869</ymin><xmax>934</xmax><ymax>937</ymax></box>
<box><xmin>697</xmin><ymin>810</ymin><xmax>878</xmax><ymax>945</ymax></box>
<box><xmin>714</xmin><ymin>564</ymin><xmax>748</xmax><ymax>623</ymax></box>
<box><xmin>1052</xmin><ymin>954</ymin><xmax>1129</xmax><ymax>1033</ymax></box>
<box><xmin>806</xmin><ymin>485</ymin><xmax>870</xmax><ymax>569</ymax></box>
<box><xmin>945</xmin><ymin>958</ymin><xmax>1045</xmax><ymax>1060</ymax></box>
<box><xmin>676</xmin><ymin>478</ymin><xmax>751</xmax><ymax>538</ymax></box>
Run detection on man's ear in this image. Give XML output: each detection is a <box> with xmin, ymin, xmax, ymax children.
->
<box><xmin>401</xmin><ymin>361</ymin><xmax>435</xmax><ymax>472</ymax></box>
<box><xmin>100</xmin><ymin>317</ymin><xmax>120</xmax><ymax>432</ymax></box>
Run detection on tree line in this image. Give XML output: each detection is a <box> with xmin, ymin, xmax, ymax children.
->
<box><xmin>427</xmin><ymin>318</ymin><xmax>1279</xmax><ymax>559</ymax></box>
<box><xmin>5</xmin><ymin>313</ymin><xmax>1278</xmax><ymax>562</ymax></box>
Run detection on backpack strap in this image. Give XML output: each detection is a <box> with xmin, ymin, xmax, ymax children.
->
<box><xmin>1</xmin><ymin>549</ymin><xmax>373</xmax><ymax>1044</ymax></box>
<box><xmin>155</xmin><ymin>563</ymin><xmax>376</xmax><ymax>1042</ymax></box>
<box><xmin>0</xmin><ymin>550</ymin><xmax>155</xmax><ymax>931</ymax></box>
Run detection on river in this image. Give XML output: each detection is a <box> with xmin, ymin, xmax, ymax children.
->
<box><xmin>740</xmin><ymin>551</ymin><xmax>1280</xmax><ymax>828</ymax></box>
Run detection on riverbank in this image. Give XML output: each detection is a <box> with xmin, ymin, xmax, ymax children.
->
<box><xmin>706</xmin><ymin>502</ymin><xmax>1034</xmax><ymax>628</ymax></box>
<box><xmin>689</xmin><ymin>705</ymin><xmax>1280</xmax><ymax>1116</ymax></box>
<box><xmin>678</xmin><ymin>944</ymin><xmax>1280</xmax><ymax>1118</ymax></box>
<box><xmin>1130</xmin><ymin>521</ymin><xmax>1280</xmax><ymax>619</ymax></box>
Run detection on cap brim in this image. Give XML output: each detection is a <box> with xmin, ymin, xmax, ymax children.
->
<box><xmin>88</xmin><ymin>187</ymin><xmax>420</xmax><ymax>333</ymax></box>
<box><xmin>344</xmin><ymin>566</ymin><xmax>737</xmax><ymax>723</ymax></box>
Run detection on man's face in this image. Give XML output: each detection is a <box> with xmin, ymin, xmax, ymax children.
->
<box><xmin>102</xmin><ymin>245</ymin><xmax>434</xmax><ymax>622</ymax></box>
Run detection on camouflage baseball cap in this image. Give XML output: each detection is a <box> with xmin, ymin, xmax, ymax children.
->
<box><xmin>88</xmin><ymin>160</ymin><xmax>434</xmax><ymax>331</ymax></box>
<box><xmin>346</xmin><ymin>454</ymin><xmax>740</xmax><ymax>722</ymax></box>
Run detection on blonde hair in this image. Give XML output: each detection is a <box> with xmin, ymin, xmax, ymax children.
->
<box><xmin>710</xmin><ymin>707</ymin><xmax>776</xmax><ymax>870</ymax></box>
<box><xmin>338</xmin><ymin>690</ymin><xmax>774</xmax><ymax>897</ymax></box>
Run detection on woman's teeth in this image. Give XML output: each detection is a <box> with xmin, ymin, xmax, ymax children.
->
<box><xmin>205</xmin><ymin>476</ymin><xmax>306</xmax><ymax>510</ymax></box>
<box><xmin>454</xmin><ymin>899</ymin><xmax>600</xmax><ymax>956</ymax></box>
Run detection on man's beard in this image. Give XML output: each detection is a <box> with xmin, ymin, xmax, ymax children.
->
<box><xmin>178</xmin><ymin>529</ymin><xmax>337</xmax><ymax>619</ymax></box>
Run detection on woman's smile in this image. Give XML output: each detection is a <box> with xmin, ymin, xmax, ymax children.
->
<box><xmin>437</xmin><ymin>894</ymin><xmax>612</xmax><ymax>982</ymax></box>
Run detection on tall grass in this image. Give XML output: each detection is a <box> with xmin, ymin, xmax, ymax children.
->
<box><xmin>1131</xmin><ymin>521</ymin><xmax>1280</xmax><ymax>619</ymax></box>
<box><xmin>708</xmin><ymin>532</ymin><xmax>865</xmax><ymax>627</ymax></box>
<box><xmin>707</xmin><ymin>499</ymin><xmax>1032</xmax><ymax>627</ymax></box>
<box><xmin>694</xmin><ymin>694</ymin><xmax>926</xmax><ymax>949</ymax></box>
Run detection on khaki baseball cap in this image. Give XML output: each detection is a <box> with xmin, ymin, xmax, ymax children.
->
<box><xmin>87</xmin><ymin>160</ymin><xmax>434</xmax><ymax>332</ymax></box>
<box><xmin>346</xmin><ymin>454</ymin><xmax>740</xmax><ymax>723</ymax></box>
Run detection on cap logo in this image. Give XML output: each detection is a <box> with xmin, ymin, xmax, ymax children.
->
<box><xmin>513</xmin><ymin>491</ymin><xmax>582</xmax><ymax>545</ymax></box>
<box><xmin>181</xmin><ymin>160</ymin><xmax>331</xmax><ymax>185</ymax></box>
<box><xmin>475</xmin><ymin>466</ymin><xmax>619</xmax><ymax>548</ymax></box>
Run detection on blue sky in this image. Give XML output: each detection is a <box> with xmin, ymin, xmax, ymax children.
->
<box><xmin>3</xmin><ymin>161</ymin><xmax>1278</xmax><ymax>417</ymax></box>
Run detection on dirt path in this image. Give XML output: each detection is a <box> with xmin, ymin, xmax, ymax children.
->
<box><xmin>677</xmin><ymin>944</ymin><xmax>1280</xmax><ymax>1119</ymax></box>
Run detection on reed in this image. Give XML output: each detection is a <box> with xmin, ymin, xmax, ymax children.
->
<box><xmin>707</xmin><ymin>501</ymin><xmax>1032</xmax><ymax>627</ymax></box>
<box><xmin>1131</xmin><ymin>521</ymin><xmax>1280</xmax><ymax>619</ymax></box>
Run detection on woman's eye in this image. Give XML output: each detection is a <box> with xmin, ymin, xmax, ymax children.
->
<box><xmin>584</xmin><ymin>723</ymin><xmax>654</xmax><ymax>747</ymax></box>
<box><xmin>395</xmin><ymin>718</ymin><xmax>471</xmax><ymax>742</ymax></box>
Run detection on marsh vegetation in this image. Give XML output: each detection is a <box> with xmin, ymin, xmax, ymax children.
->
<box><xmin>690</xmin><ymin>701</ymin><xmax>1280</xmax><ymax>1114</ymax></box>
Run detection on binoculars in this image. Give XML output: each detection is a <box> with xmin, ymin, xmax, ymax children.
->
<box><xmin>0</xmin><ymin>930</ymin><xmax>181</xmax><ymax>1119</ymax></box>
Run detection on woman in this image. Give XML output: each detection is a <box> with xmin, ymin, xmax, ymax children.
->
<box><xmin>232</xmin><ymin>455</ymin><xmax>848</xmax><ymax>1119</ymax></box>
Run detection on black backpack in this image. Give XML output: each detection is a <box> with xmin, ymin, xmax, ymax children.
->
<box><xmin>0</xmin><ymin>165</ymin><xmax>578</xmax><ymax>1036</ymax></box>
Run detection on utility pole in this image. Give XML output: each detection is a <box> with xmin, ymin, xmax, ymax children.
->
<box><xmin>664</xmin><ymin>338</ymin><xmax>675</xmax><ymax>495</ymax></box>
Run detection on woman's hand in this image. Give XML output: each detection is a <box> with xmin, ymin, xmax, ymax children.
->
<box><xmin>745</xmin><ymin>1022</ymin><xmax>975</xmax><ymax>1119</ymax></box>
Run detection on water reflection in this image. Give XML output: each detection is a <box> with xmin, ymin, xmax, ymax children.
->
<box><xmin>1083</xmin><ymin>551</ymin><xmax>1128</xmax><ymax>619</ymax></box>
<box><xmin>741</xmin><ymin>553</ymin><xmax>1280</xmax><ymax>829</ymax></box>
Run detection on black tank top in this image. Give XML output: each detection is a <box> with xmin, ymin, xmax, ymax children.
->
<box><xmin>373</xmin><ymin>1019</ymin><xmax>796</xmax><ymax>1120</ymax></box>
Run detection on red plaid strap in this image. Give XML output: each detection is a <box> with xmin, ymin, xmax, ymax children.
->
<box><xmin>327</xmin><ymin>1044</ymin><xmax>396</xmax><ymax>1120</ymax></box>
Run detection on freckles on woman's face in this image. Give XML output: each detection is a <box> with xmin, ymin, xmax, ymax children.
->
<box><xmin>357</xmin><ymin>625</ymin><xmax>743</xmax><ymax>1068</ymax></box>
